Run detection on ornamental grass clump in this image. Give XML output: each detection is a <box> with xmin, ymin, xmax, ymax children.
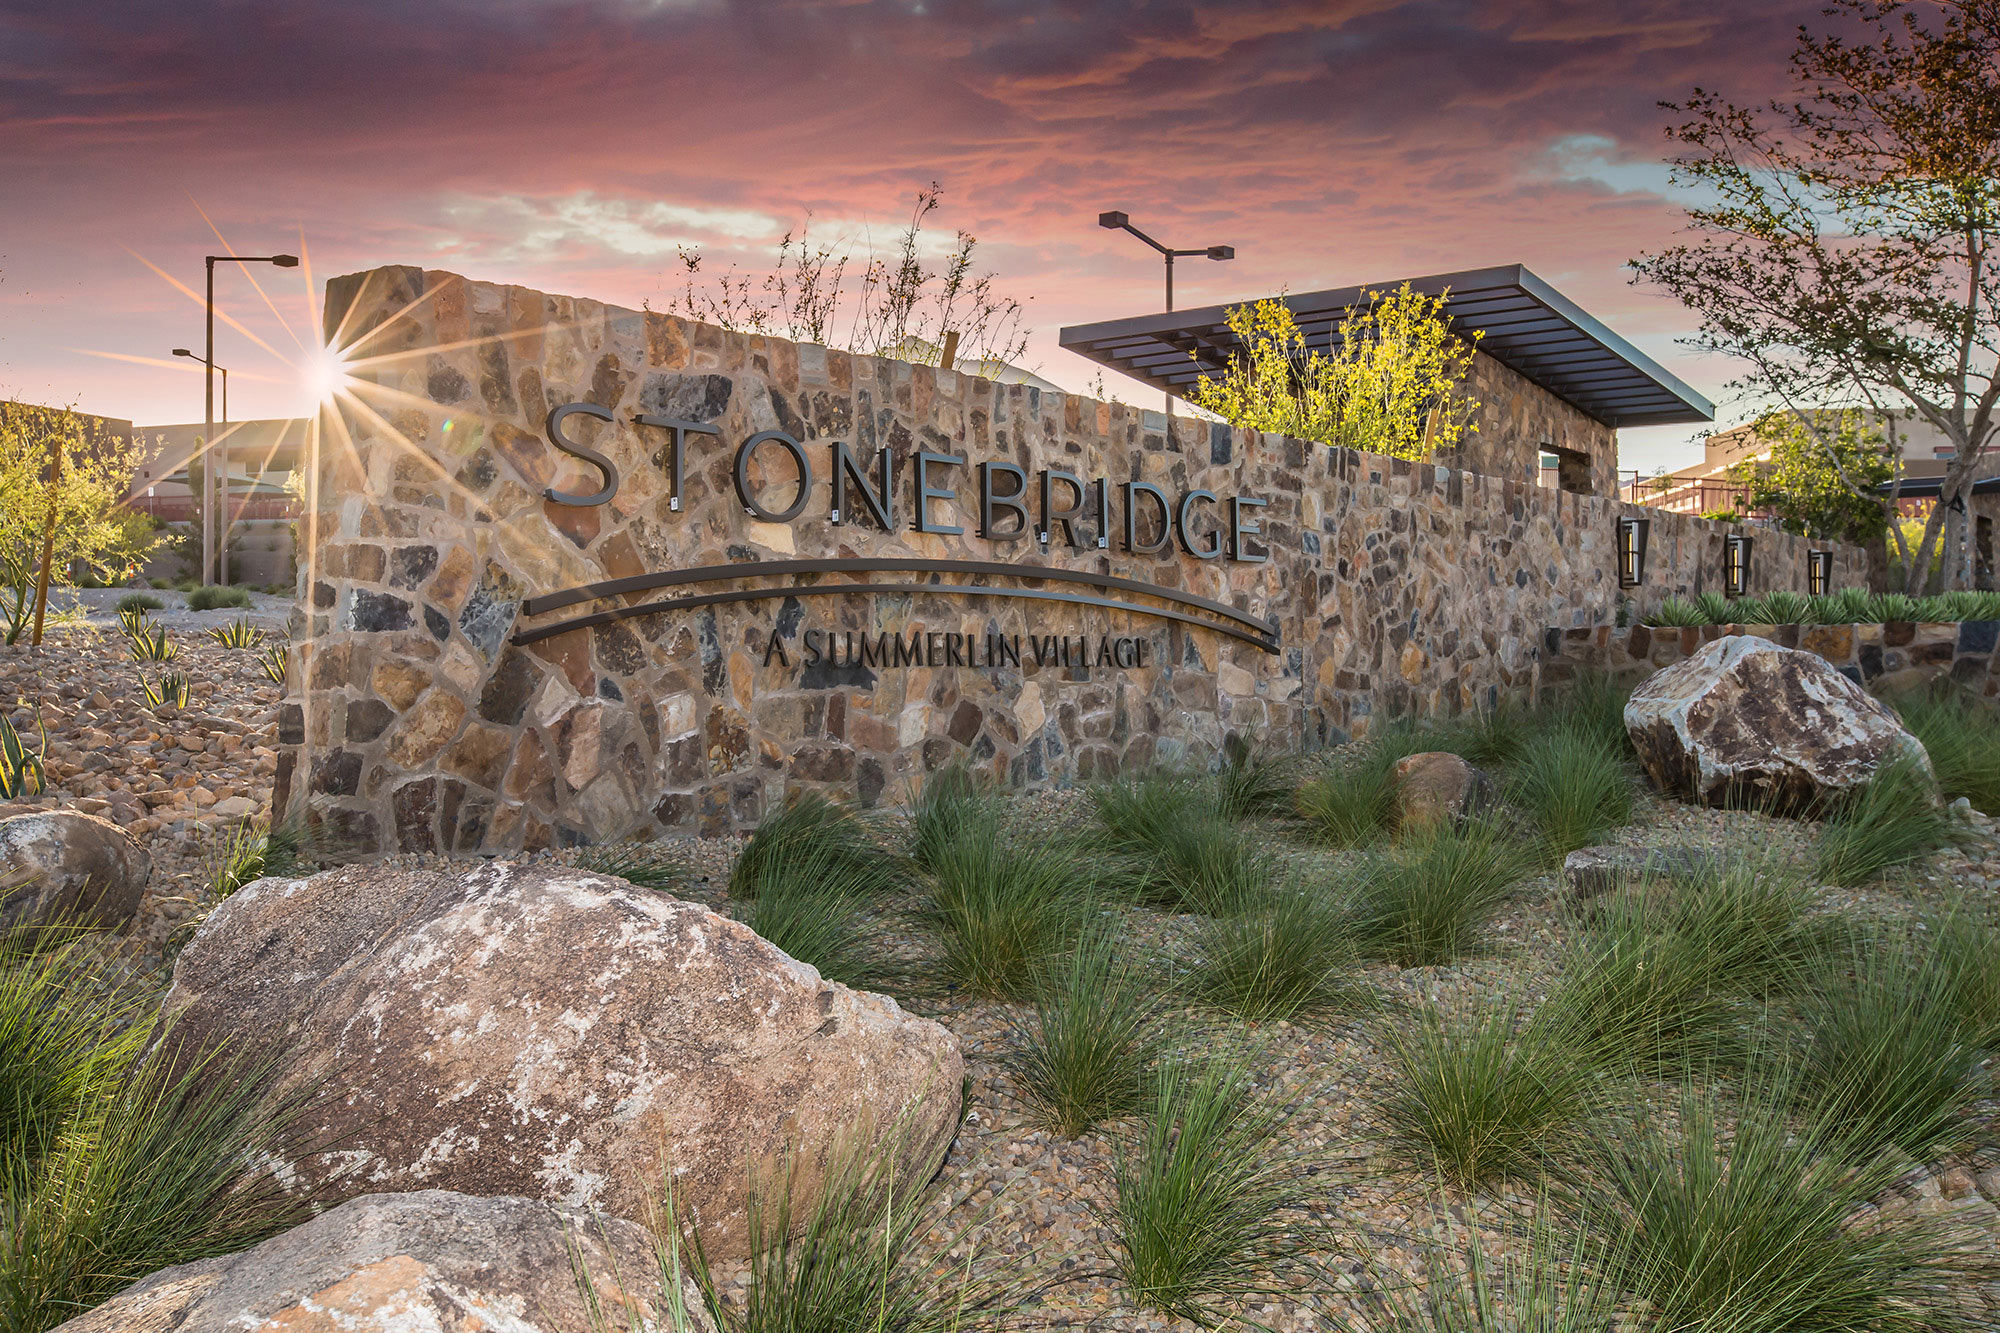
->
<box><xmin>208</xmin><ymin>820</ymin><xmax>312</xmax><ymax>899</ymax></box>
<box><xmin>577</xmin><ymin>841</ymin><xmax>688</xmax><ymax>892</ymax></box>
<box><xmin>739</xmin><ymin>859</ymin><xmax>906</xmax><ymax>996</ymax></box>
<box><xmin>1346</xmin><ymin>820</ymin><xmax>1527</xmax><ymax>968</ymax></box>
<box><xmin>1105</xmin><ymin>1053</ymin><xmax>1327</xmax><ymax>1325</ymax></box>
<box><xmin>923</xmin><ymin>810</ymin><xmax>1095</xmax><ymax>1000</ymax></box>
<box><xmin>0</xmin><ymin>937</ymin><xmax>138</xmax><ymax>1182</ymax></box>
<box><xmin>1374</xmin><ymin>1003</ymin><xmax>1597</xmax><ymax>1192</ymax></box>
<box><xmin>1091</xmin><ymin>775</ymin><xmax>1275</xmax><ymax>913</ymax></box>
<box><xmin>1505</xmin><ymin>725</ymin><xmax>1634</xmax><ymax>858</ymax></box>
<box><xmin>1010</xmin><ymin>927</ymin><xmax>1167</xmax><ymax>1137</ymax></box>
<box><xmin>1341</xmin><ymin>1218</ymin><xmax>1624</xmax><ymax>1332</ymax></box>
<box><xmin>1582</xmin><ymin>1085</ymin><xmax>1993</xmax><ymax>1333</ymax></box>
<box><xmin>1533</xmin><ymin>671</ymin><xmax>1632</xmax><ymax>759</ymax></box>
<box><xmin>1892</xmin><ymin>685</ymin><xmax>2000</xmax><ymax>814</ymax></box>
<box><xmin>906</xmin><ymin>763</ymin><xmax>989</xmax><ymax>875</ymax></box>
<box><xmin>1926</xmin><ymin>905</ymin><xmax>2000</xmax><ymax>1051</ymax></box>
<box><xmin>729</xmin><ymin>792</ymin><xmax>904</xmax><ymax>901</ymax></box>
<box><xmin>1183</xmin><ymin>884</ymin><xmax>1369</xmax><ymax>1025</ymax></box>
<box><xmin>1293</xmin><ymin>722</ymin><xmax>1434</xmax><ymax>848</ymax></box>
<box><xmin>1810</xmin><ymin>754</ymin><xmax>1948</xmax><ymax>885</ymax></box>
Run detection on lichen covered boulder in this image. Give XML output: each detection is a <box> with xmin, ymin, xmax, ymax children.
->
<box><xmin>156</xmin><ymin>861</ymin><xmax>962</xmax><ymax>1260</ymax></box>
<box><xmin>1624</xmin><ymin>634</ymin><xmax>1930</xmax><ymax>811</ymax></box>
<box><xmin>48</xmin><ymin>1190</ymin><xmax>714</xmax><ymax>1333</ymax></box>
<box><xmin>0</xmin><ymin>809</ymin><xmax>149</xmax><ymax>934</ymax></box>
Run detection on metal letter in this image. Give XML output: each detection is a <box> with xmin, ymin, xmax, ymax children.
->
<box><xmin>980</xmin><ymin>461</ymin><xmax>1030</xmax><ymax>540</ymax></box>
<box><xmin>1229</xmin><ymin>496</ymin><xmax>1268</xmax><ymax>564</ymax></box>
<box><xmin>633</xmin><ymin>414</ymin><xmax>719</xmax><ymax>514</ymax></box>
<box><xmin>544</xmin><ymin>402</ymin><xmax>620</xmax><ymax>507</ymax></box>
<box><xmin>1176</xmin><ymin>489</ymin><xmax>1222</xmax><ymax>559</ymax></box>
<box><xmin>733</xmin><ymin>430</ymin><xmax>814</xmax><ymax>523</ymax></box>
<box><xmin>1122</xmin><ymin>481</ymin><xmax>1172</xmax><ymax>555</ymax></box>
<box><xmin>1039</xmin><ymin>469</ymin><xmax>1085</xmax><ymax>549</ymax></box>
<box><xmin>913</xmin><ymin>451</ymin><xmax>966</xmax><ymax>535</ymax></box>
<box><xmin>831</xmin><ymin>441</ymin><xmax>894</xmax><ymax>529</ymax></box>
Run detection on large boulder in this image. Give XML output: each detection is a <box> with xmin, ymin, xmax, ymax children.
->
<box><xmin>1392</xmin><ymin>751</ymin><xmax>1495</xmax><ymax>831</ymax></box>
<box><xmin>49</xmin><ymin>1189</ymin><xmax>715</xmax><ymax>1333</ymax></box>
<box><xmin>157</xmin><ymin>861</ymin><xmax>963</xmax><ymax>1260</ymax></box>
<box><xmin>1624</xmin><ymin>635</ymin><xmax>1931</xmax><ymax>811</ymax></box>
<box><xmin>0</xmin><ymin>809</ymin><xmax>149</xmax><ymax>934</ymax></box>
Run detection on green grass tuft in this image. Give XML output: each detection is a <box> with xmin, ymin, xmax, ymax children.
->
<box><xmin>1009</xmin><ymin>928</ymin><xmax>1166</xmax><ymax>1137</ymax></box>
<box><xmin>1207</xmin><ymin>751</ymin><xmax>1294</xmax><ymax>821</ymax></box>
<box><xmin>1506</xmin><ymin>725</ymin><xmax>1634</xmax><ymax>858</ymax></box>
<box><xmin>1811</xmin><ymin>755</ymin><xmax>1948</xmax><ymax>885</ymax></box>
<box><xmin>182</xmin><ymin>584</ymin><xmax>253</xmax><ymax>612</ymax></box>
<box><xmin>1183</xmin><ymin>885</ymin><xmax>1369</xmax><ymax>1025</ymax></box>
<box><xmin>906</xmin><ymin>763</ymin><xmax>990</xmax><ymax>875</ymax></box>
<box><xmin>923</xmin><ymin>813</ymin><xmax>1094</xmax><ymax>1000</ymax></box>
<box><xmin>1891</xmin><ymin>685</ymin><xmax>2000</xmax><ymax>815</ymax></box>
<box><xmin>729</xmin><ymin>793</ymin><xmax>903</xmax><ymax>901</ymax></box>
<box><xmin>1346</xmin><ymin>821</ymin><xmax>1528</xmax><ymax>968</ymax></box>
<box><xmin>578</xmin><ymin>841</ymin><xmax>688</xmax><ymax>892</ymax></box>
<box><xmin>738</xmin><ymin>868</ymin><xmax>905</xmax><ymax>996</ymax></box>
<box><xmin>1092</xmin><ymin>775</ymin><xmax>1275</xmax><ymax>913</ymax></box>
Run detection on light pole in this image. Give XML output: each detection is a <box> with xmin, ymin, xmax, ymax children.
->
<box><xmin>201</xmin><ymin>253</ymin><xmax>297</xmax><ymax>585</ymax></box>
<box><xmin>1098</xmin><ymin>211</ymin><xmax>1234</xmax><ymax>413</ymax></box>
<box><xmin>175</xmin><ymin>348</ymin><xmax>230</xmax><ymax>582</ymax></box>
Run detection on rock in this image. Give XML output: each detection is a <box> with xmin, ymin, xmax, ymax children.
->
<box><xmin>209</xmin><ymin>795</ymin><xmax>257</xmax><ymax>820</ymax></box>
<box><xmin>158</xmin><ymin>861</ymin><xmax>963</xmax><ymax>1260</ymax></box>
<box><xmin>1624</xmin><ymin>635</ymin><xmax>1931</xmax><ymax>811</ymax></box>
<box><xmin>0</xmin><ymin>809</ymin><xmax>150</xmax><ymax>934</ymax></box>
<box><xmin>1391</xmin><ymin>751</ymin><xmax>1494</xmax><ymax>830</ymax></box>
<box><xmin>1562</xmin><ymin>844</ymin><xmax>1729</xmax><ymax>899</ymax></box>
<box><xmin>48</xmin><ymin>1189</ymin><xmax>714</xmax><ymax>1333</ymax></box>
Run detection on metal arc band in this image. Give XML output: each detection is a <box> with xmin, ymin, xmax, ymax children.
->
<box><xmin>521</xmin><ymin>557</ymin><xmax>1277</xmax><ymax>639</ymax></box>
<box><xmin>510</xmin><ymin>581</ymin><xmax>1281</xmax><ymax>653</ymax></box>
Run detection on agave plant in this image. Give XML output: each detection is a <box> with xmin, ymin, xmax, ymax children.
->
<box><xmin>1760</xmin><ymin>589</ymin><xmax>1812</xmax><ymax>624</ymax></box>
<box><xmin>206</xmin><ymin>618</ymin><xmax>264</xmax><ymax>649</ymax></box>
<box><xmin>126</xmin><ymin>622</ymin><xmax>178</xmax><ymax>663</ymax></box>
<box><xmin>1732</xmin><ymin>594</ymin><xmax>1775</xmax><ymax>624</ymax></box>
<box><xmin>140</xmin><ymin>670</ymin><xmax>192</xmax><ymax>710</ymax></box>
<box><xmin>0</xmin><ymin>705</ymin><xmax>47</xmax><ymax>799</ymax></box>
<box><xmin>115</xmin><ymin>605</ymin><xmax>149</xmax><ymax>637</ymax></box>
<box><xmin>1693</xmin><ymin>590</ymin><xmax>1732</xmax><ymax>624</ymax></box>
<box><xmin>258</xmin><ymin>641</ymin><xmax>289</xmax><ymax>687</ymax></box>
<box><xmin>1645</xmin><ymin>596</ymin><xmax>1708</xmax><ymax>627</ymax></box>
<box><xmin>1828</xmin><ymin>586</ymin><xmax>1873</xmax><ymax>622</ymax></box>
<box><xmin>1867</xmin><ymin>591</ymin><xmax>1920</xmax><ymax>622</ymax></box>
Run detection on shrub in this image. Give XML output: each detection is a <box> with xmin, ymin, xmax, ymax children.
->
<box><xmin>1374</xmin><ymin>1003</ymin><xmax>1595</xmax><ymax>1192</ymax></box>
<box><xmin>1761</xmin><ymin>589</ymin><xmax>1813</xmax><ymax>624</ymax></box>
<box><xmin>1091</xmin><ymin>776</ymin><xmax>1274</xmax><ymax>913</ymax></box>
<box><xmin>1892</xmin><ymin>686</ymin><xmax>2000</xmax><ymax>815</ymax></box>
<box><xmin>1867</xmin><ymin>590</ymin><xmax>1921</xmax><ymax>622</ymax></box>
<box><xmin>1584</xmin><ymin>1086</ymin><xmax>1991</xmax><ymax>1333</ymax></box>
<box><xmin>578</xmin><ymin>842</ymin><xmax>687</xmax><ymax>892</ymax></box>
<box><xmin>1778</xmin><ymin>931</ymin><xmax>1988</xmax><ymax>1164</ymax></box>
<box><xmin>1505</xmin><ymin>725</ymin><xmax>1634</xmax><ymax>858</ymax></box>
<box><xmin>1010</xmin><ymin>928</ymin><xmax>1166</xmax><ymax>1136</ymax></box>
<box><xmin>183</xmin><ymin>584</ymin><xmax>253</xmax><ymax>611</ymax></box>
<box><xmin>1811</xmin><ymin>755</ymin><xmax>1948</xmax><ymax>885</ymax></box>
<box><xmin>114</xmin><ymin>592</ymin><xmax>162</xmax><ymax>615</ymax></box>
<box><xmin>729</xmin><ymin>793</ymin><xmax>902</xmax><ymax>901</ymax></box>
<box><xmin>1346</xmin><ymin>821</ymin><xmax>1527</xmax><ymax>968</ymax></box>
<box><xmin>1105</xmin><ymin>1053</ymin><xmax>1325</xmax><ymax>1324</ymax></box>
<box><xmin>1183</xmin><ymin>885</ymin><xmax>1368</xmax><ymax>1025</ymax></box>
<box><xmin>924</xmin><ymin>815</ymin><xmax>1094</xmax><ymax>1000</ymax></box>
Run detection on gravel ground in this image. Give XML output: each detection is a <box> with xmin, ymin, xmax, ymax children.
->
<box><xmin>8</xmin><ymin>620</ymin><xmax>2000</xmax><ymax>1327</ymax></box>
<box><xmin>60</xmin><ymin>584</ymin><xmax>293</xmax><ymax>631</ymax></box>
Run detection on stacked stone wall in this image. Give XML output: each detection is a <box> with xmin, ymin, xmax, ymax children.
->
<box><xmin>278</xmin><ymin>266</ymin><xmax>1864</xmax><ymax>853</ymax></box>
<box><xmin>1553</xmin><ymin>619</ymin><xmax>2000</xmax><ymax>700</ymax></box>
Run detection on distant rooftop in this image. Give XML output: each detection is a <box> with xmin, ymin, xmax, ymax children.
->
<box><xmin>1059</xmin><ymin>264</ymin><xmax>1714</xmax><ymax>430</ymax></box>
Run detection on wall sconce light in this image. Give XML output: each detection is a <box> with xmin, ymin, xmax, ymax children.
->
<box><xmin>1807</xmin><ymin>549</ymin><xmax>1832</xmax><ymax>595</ymax></box>
<box><xmin>1724</xmin><ymin>533</ymin><xmax>1753</xmax><ymax>597</ymax></box>
<box><xmin>1617</xmin><ymin>516</ymin><xmax>1650</xmax><ymax>588</ymax></box>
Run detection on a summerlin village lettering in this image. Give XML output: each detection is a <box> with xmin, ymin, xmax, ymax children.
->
<box><xmin>541</xmin><ymin>402</ymin><xmax>1270</xmax><ymax>560</ymax></box>
<box><xmin>767</xmin><ymin>628</ymin><xmax>1153</xmax><ymax>671</ymax></box>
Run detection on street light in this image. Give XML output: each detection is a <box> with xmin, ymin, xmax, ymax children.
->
<box><xmin>175</xmin><ymin>348</ymin><xmax>230</xmax><ymax>582</ymax></box>
<box><xmin>200</xmin><ymin>253</ymin><xmax>297</xmax><ymax>586</ymax></box>
<box><xmin>1097</xmin><ymin>212</ymin><xmax>1233</xmax><ymax>411</ymax></box>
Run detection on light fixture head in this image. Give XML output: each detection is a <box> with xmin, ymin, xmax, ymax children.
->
<box><xmin>1206</xmin><ymin>245</ymin><xmax>1235</xmax><ymax>261</ymax></box>
<box><xmin>172</xmin><ymin>348</ymin><xmax>193</xmax><ymax>358</ymax></box>
<box><xmin>271</xmin><ymin>254</ymin><xmax>300</xmax><ymax>268</ymax></box>
<box><xmin>1098</xmin><ymin>211</ymin><xmax>1129</xmax><ymax>230</ymax></box>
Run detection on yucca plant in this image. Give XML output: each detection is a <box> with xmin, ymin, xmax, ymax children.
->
<box><xmin>125</xmin><ymin>622</ymin><xmax>177</xmax><ymax>663</ymax></box>
<box><xmin>1828</xmin><ymin>585</ymin><xmax>1873</xmax><ymax>622</ymax></box>
<box><xmin>1645</xmin><ymin>595</ymin><xmax>1708</xmax><ymax>627</ymax></box>
<box><xmin>1505</xmin><ymin>724</ymin><xmax>1633</xmax><ymax>858</ymax></box>
<box><xmin>1346</xmin><ymin>820</ymin><xmax>1528</xmax><ymax>968</ymax></box>
<box><xmin>139</xmin><ymin>670</ymin><xmax>191</xmax><ymax>711</ymax></box>
<box><xmin>729</xmin><ymin>793</ymin><xmax>904</xmax><ymax>901</ymax></box>
<box><xmin>1104</xmin><ymin>1053</ymin><xmax>1327</xmax><ymax>1324</ymax></box>
<box><xmin>257</xmin><ymin>640</ymin><xmax>289</xmax><ymax>686</ymax></box>
<box><xmin>0</xmin><ymin>708</ymin><xmax>46</xmax><ymax>800</ymax></box>
<box><xmin>1010</xmin><ymin>927</ymin><xmax>1167</xmax><ymax>1136</ymax></box>
<box><xmin>1582</xmin><ymin>1084</ymin><xmax>1993</xmax><ymax>1333</ymax></box>
<box><xmin>1374</xmin><ymin>1003</ymin><xmax>1597</xmax><ymax>1192</ymax></box>
<box><xmin>1693</xmin><ymin>589</ymin><xmax>1733</xmax><ymax>624</ymax></box>
<box><xmin>206</xmin><ymin>617</ymin><xmax>264</xmax><ymax>649</ymax></box>
<box><xmin>1183</xmin><ymin>884</ymin><xmax>1370</xmax><ymax>1025</ymax></box>
<box><xmin>1811</xmin><ymin>754</ymin><xmax>1947</xmax><ymax>885</ymax></box>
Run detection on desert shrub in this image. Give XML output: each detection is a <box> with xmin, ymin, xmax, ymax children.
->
<box><xmin>1811</xmin><ymin>755</ymin><xmax>1948</xmax><ymax>885</ymax></box>
<box><xmin>1346</xmin><ymin>821</ymin><xmax>1527</xmax><ymax>968</ymax></box>
<box><xmin>1374</xmin><ymin>1003</ymin><xmax>1596</xmax><ymax>1191</ymax></box>
<box><xmin>578</xmin><ymin>842</ymin><xmax>687</xmax><ymax>892</ymax></box>
<box><xmin>924</xmin><ymin>815</ymin><xmax>1094</xmax><ymax>1000</ymax></box>
<box><xmin>1892</xmin><ymin>686</ymin><xmax>2000</xmax><ymax>815</ymax></box>
<box><xmin>1010</xmin><ymin>928</ymin><xmax>1166</xmax><ymax>1136</ymax></box>
<box><xmin>182</xmin><ymin>584</ymin><xmax>252</xmax><ymax>611</ymax></box>
<box><xmin>729</xmin><ymin>793</ymin><xmax>903</xmax><ymax>901</ymax></box>
<box><xmin>1105</xmin><ymin>1053</ymin><xmax>1325</xmax><ymax>1324</ymax></box>
<box><xmin>114</xmin><ymin>592</ymin><xmax>162</xmax><ymax>615</ymax></box>
<box><xmin>1778</xmin><ymin>931</ymin><xmax>1989</xmax><ymax>1164</ymax></box>
<box><xmin>1584</xmin><ymin>1086</ymin><xmax>1991</xmax><ymax>1333</ymax></box>
<box><xmin>1183</xmin><ymin>885</ymin><xmax>1368</xmax><ymax>1025</ymax></box>
<box><xmin>1092</xmin><ymin>775</ymin><xmax>1274</xmax><ymax>913</ymax></box>
<box><xmin>1506</xmin><ymin>725</ymin><xmax>1634</xmax><ymax>857</ymax></box>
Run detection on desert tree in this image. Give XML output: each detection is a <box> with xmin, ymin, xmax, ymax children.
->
<box><xmin>1633</xmin><ymin>0</ymin><xmax>2000</xmax><ymax>592</ymax></box>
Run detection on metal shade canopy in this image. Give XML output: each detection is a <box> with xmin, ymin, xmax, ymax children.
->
<box><xmin>1058</xmin><ymin>264</ymin><xmax>1715</xmax><ymax>429</ymax></box>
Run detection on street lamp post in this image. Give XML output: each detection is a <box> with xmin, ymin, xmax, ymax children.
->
<box><xmin>174</xmin><ymin>348</ymin><xmax>230</xmax><ymax>582</ymax></box>
<box><xmin>1098</xmin><ymin>212</ymin><xmax>1234</xmax><ymax>413</ymax></box>
<box><xmin>201</xmin><ymin>253</ymin><xmax>297</xmax><ymax>585</ymax></box>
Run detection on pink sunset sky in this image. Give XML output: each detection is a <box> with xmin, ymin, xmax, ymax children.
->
<box><xmin>1</xmin><ymin>0</ymin><xmax>1823</xmax><ymax>474</ymax></box>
